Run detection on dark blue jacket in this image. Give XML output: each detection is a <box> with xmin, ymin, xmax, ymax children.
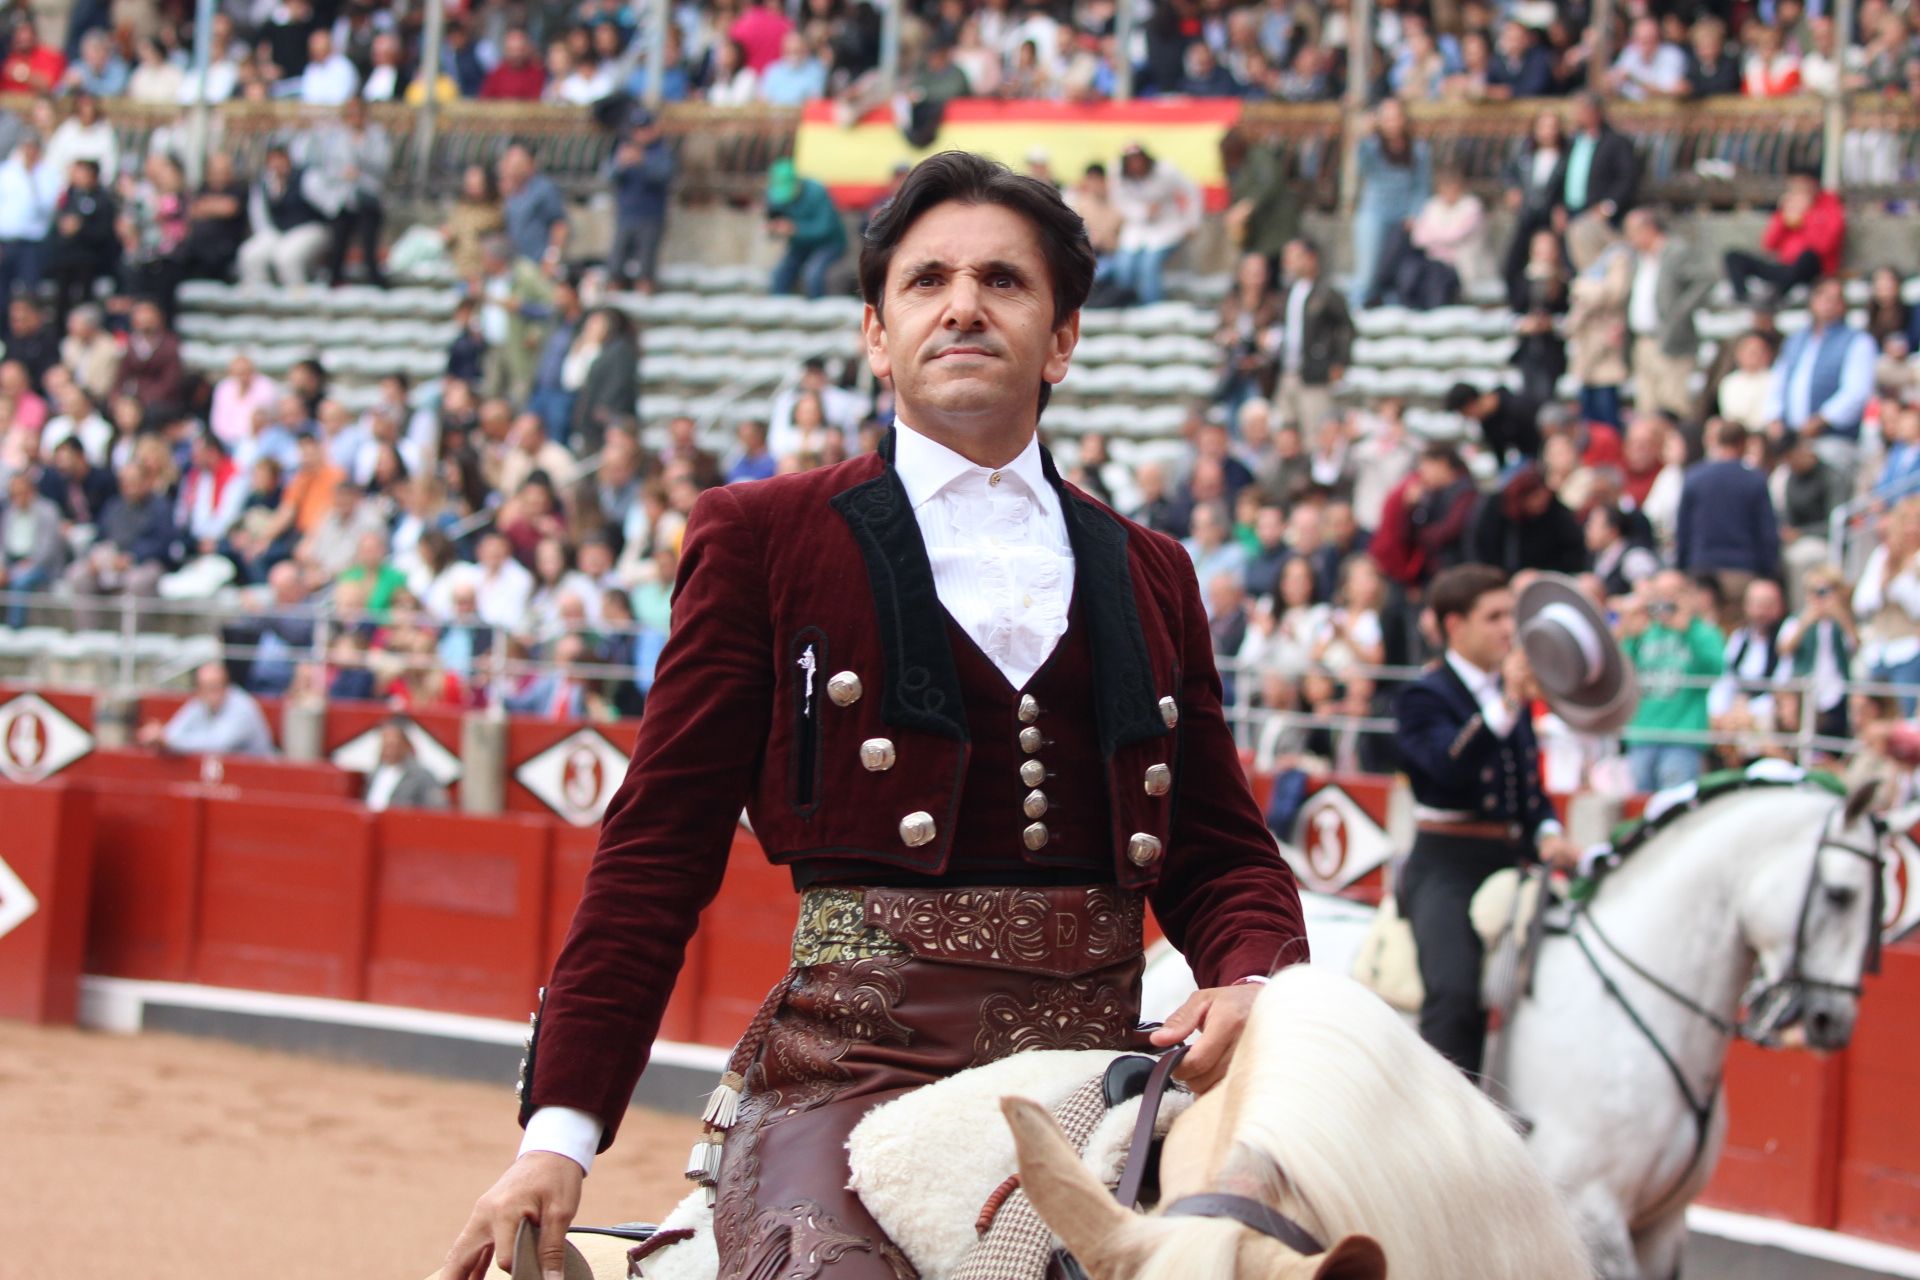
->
<box><xmin>612</xmin><ymin>139</ymin><xmax>676</xmax><ymax>222</ymax></box>
<box><xmin>1393</xmin><ymin>660</ymin><xmax>1553</xmax><ymax>839</ymax></box>
<box><xmin>1675</xmin><ymin>458</ymin><xmax>1780</xmax><ymax>578</ymax></box>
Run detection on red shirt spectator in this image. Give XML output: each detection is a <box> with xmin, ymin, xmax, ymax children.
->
<box><xmin>480</xmin><ymin>29</ymin><xmax>546</xmax><ymax>100</ymax></box>
<box><xmin>1763</xmin><ymin>182</ymin><xmax>1845</xmax><ymax>276</ymax></box>
<box><xmin>2</xmin><ymin>27</ymin><xmax>65</xmax><ymax>93</ymax></box>
<box><xmin>730</xmin><ymin>0</ymin><xmax>793</xmax><ymax>73</ymax></box>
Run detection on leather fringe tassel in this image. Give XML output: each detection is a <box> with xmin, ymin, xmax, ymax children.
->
<box><xmin>701</xmin><ymin>1070</ymin><xmax>745</xmax><ymax>1130</ymax></box>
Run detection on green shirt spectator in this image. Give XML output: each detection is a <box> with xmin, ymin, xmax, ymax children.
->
<box><xmin>1619</xmin><ymin>570</ymin><xmax>1724</xmax><ymax>793</ymax></box>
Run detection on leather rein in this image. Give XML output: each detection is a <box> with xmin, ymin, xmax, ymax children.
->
<box><xmin>1110</xmin><ymin>1043</ymin><xmax>1327</xmax><ymax>1256</ymax></box>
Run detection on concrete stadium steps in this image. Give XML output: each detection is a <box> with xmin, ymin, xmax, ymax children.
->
<box><xmin>0</xmin><ymin>626</ymin><xmax>221</xmax><ymax>685</ymax></box>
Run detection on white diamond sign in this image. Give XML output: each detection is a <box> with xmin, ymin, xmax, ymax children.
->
<box><xmin>515</xmin><ymin>728</ymin><xmax>630</xmax><ymax>826</ymax></box>
<box><xmin>0</xmin><ymin>692</ymin><xmax>94</xmax><ymax>783</ymax></box>
<box><xmin>330</xmin><ymin>718</ymin><xmax>464</xmax><ymax>785</ymax></box>
<box><xmin>0</xmin><ymin>850</ymin><xmax>36</xmax><ymax>942</ymax></box>
<box><xmin>1280</xmin><ymin>784</ymin><xmax>1394</xmax><ymax>893</ymax></box>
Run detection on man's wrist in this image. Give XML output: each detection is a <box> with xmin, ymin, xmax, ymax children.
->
<box><xmin>519</xmin><ymin>1105</ymin><xmax>602</xmax><ymax>1175</ymax></box>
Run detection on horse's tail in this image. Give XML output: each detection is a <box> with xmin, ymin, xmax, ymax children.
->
<box><xmin>1133</xmin><ymin>1218</ymin><xmax>1243</xmax><ymax>1280</ymax></box>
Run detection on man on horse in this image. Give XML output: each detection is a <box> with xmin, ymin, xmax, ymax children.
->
<box><xmin>1394</xmin><ymin>564</ymin><xmax>1578</xmax><ymax>1078</ymax></box>
<box><xmin>440</xmin><ymin>151</ymin><xmax>1309</xmax><ymax>1280</ymax></box>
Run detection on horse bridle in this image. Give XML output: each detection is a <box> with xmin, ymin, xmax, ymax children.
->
<box><xmin>1567</xmin><ymin>803</ymin><xmax>1886</xmax><ymax>1217</ymax></box>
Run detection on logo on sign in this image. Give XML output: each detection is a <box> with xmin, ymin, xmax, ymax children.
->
<box><xmin>1283</xmin><ymin>785</ymin><xmax>1393</xmax><ymax>893</ymax></box>
<box><xmin>0</xmin><ymin>693</ymin><xmax>92</xmax><ymax>783</ymax></box>
<box><xmin>515</xmin><ymin>728</ymin><xmax>628</xmax><ymax>826</ymax></box>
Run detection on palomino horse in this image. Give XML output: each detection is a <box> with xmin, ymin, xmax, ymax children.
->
<box><xmin>1147</xmin><ymin>777</ymin><xmax>1888</xmax><ymax>1280</ymax></box>
<box><xmin>544</xmin><ymin>966</ymin><xmax>1588</xmax><ymax>1279</ymax></box>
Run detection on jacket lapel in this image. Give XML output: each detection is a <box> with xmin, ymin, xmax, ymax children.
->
<box><xmin>1044</xmin><ymin>445</ymin><xmax>1169</xmax><ymax>756</ymax></box>
<box><xmin>829</xmin><ymin>435</ymin><xmax>969</xmax><ymax>742</ymax></box>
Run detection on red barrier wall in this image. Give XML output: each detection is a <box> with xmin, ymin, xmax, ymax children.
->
<box><xmin>1835</xmin><ymin>946</ymin><xmax>1920</xmax><ymax>1248</ymax></box>
<box><xmin>0</xmin><ymin>781</ymin><xmax>94</xmax><ymax>1022</ymax></box>
<box><xmin>85</xmin><ymin>784</ymin><xmax>201</xmax><ymax>980</ymax></box>
<box><xmin>71</xmin><ymin>748</ymin><xmax>357</xmax><ymax>797</ymax></box>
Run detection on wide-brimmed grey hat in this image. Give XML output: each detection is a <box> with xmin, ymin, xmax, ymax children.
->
<box><xmin>1517</xmin><ymin>573</ymin><xmax>1639</xmax><ymax>735</ymax></box>
<box><xmin>513</xmin><ymin>1218</ymin><xmax>595</xmax><ymax>1280</ymax></box>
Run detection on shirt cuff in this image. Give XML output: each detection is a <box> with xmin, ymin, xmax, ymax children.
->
<box><xmin>1481</xmin><ymin>698</ymin><xmax>1517</xmax><ymax>739</ymax></box>
<box><xmin>519</xmin><ymin>1105</ymin><xmax>603</xmax><ymax>1175</ymax></box>
<box><xmin>1536</xmin><ymin>818</ymin><xmax>1564</xmax><ymax>839</ymax></box>
<box><xmin>1233</xmin><ymin>974</ymin><xmax>1271</xmax><ymax>986</ymax></box>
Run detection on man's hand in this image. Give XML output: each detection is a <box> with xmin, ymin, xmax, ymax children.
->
<box><xmin>440</xmin><ymin>1151</ymin><xmax>583</xmax><ymax>1280</ymax></box>
<box><xmin>1149</xmin><ymin>982</ymin><xmax>1263</xmax><ymax>1093</ymax></box>
<box><xmin>1539</xmin><ymin>833</ymin><xmax>1580</xmax><ymax>873</ymax></box>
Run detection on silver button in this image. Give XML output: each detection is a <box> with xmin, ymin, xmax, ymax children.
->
<box><xmin>900</xmin><ymin>811</ymin><xmax>937</xmax><ymax>847</ymax></box>
<box><xmin>1018</xmin><ymin>693</ymin><xmax>1040</xmax><ymax>723</ymax></box>
<box><xmin>1127</xmin><ymin>833</ymin><xmax>1162</xmax><ymax>867</ymax></box>
<box><xmin>860</xmin><ymin>738</ymin><xmax>897</xmax><ymax>771</ymax></box>
<box><xmin>1158</xmin><ymin>696</ymin><xmax>1178</xmax><ymax>728</ymax></box>
<box><xmin>1019</xmin><ymin>726</ymin><xmax>1045</xmax><ymax>753</ymax></box>
<box><xmin>1023</xmin><ymin>789</ymin><xmax>1049</xmax><ymax>820</ymax></box>
<box><xmin>1020</xmin><ymin>759</ymin><xmax>1047</xmax><ymax>788</ymax></box>
<box><xmin>827</xmin><ymin>671</ymin><xmax>863</xmax><ymax>707</ymax></box>
<box><xmin>1023</xmin><ymin>822</ymin><xmax>1050</xmax><ymax>851</ymax></box>
<box><xmin>1144</xmin><ymin>764</ymin><xmax>1171</xmax><ymax>796</ymax></box>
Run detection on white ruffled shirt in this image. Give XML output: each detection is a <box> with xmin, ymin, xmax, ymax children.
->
<box><xmin>521</xmin><ymin>426</ymin><xmax>1076</xmax><ymax>1174</ymax></box>
<box><xmin>894</xmin><ymin>423</ymin><xmax>1074</xmax><ymax>689</ymax></box>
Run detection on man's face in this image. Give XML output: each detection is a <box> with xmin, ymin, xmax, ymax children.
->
<box><xmin>8</xmin><ymin>474</ymin><xmax>31</xmax><ymax>508</ymax></box>
<box><xmin>1632</xmin><ymin>17</ymin><xmax>1659</xmax><ymax>53</ymax></box>
<box><xmin>1811</xmin><ymin>281</ymin><xmax>1845</xmax><ymax>327</ymax></box>
<box><xmin>194</xmin><ymin>664</ymin><xmax>228</xmax><ymax>709</ymax></box>
<box><xmin>862</xmin><ymin>200</ymin><xmax>1076</xmax><ymax>434</ymax></box>
<box><xmin>477</xmin><ymin>535</ymin><xmax>507</xmax><ymax>570</ymax></box>
<box><xmin>1289</xmin><ymin>505</ymin><xmax>1323</xmax><ymax>550</ymax></box>
<box><xmin>1254</xmin><ymin>507</ymin><xmax>1285</xmax><ymax>548</ymax></box>
<box><xmin>1448</xmin><ymin>588</ymin><xmax>1515</xmax><ymax>669</ymax></box>
<box><xmin>1745</xmin><ymin>580</ymin><xmax>1784</xmax><ymax>629</ymax></box>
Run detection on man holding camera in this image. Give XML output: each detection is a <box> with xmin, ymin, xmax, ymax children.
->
<box><xmin>1616</xmin><ymin>568</ymin><xmax>1725</xmax><ymax>793</ymax></box>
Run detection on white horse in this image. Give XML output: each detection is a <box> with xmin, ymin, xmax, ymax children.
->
<box><xmin>1151</xmin><ymin>780</ymin><xmax>1889</xmax><ymax>1280</ymax></box>
<box><xmin>548</xmin><ymin>967</ymin><xmax>1589</xmax><ymax>1280</ymax></box>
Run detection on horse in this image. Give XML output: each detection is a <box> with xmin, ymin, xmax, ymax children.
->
<box><xmin>1149</xmin><ymin>777</ymin><xmax>1889</xmax><ymax>1280</ymax></box>
<box><xmin>543</xmin><ymin>966</ymin><xmax>1588</xmax><ymax>1279</ymax></box>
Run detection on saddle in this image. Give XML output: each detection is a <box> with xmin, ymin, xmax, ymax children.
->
<box><xmin>1352</xmin><ymin>867</ymin><xmax>1567</xmax><ymax>1017</ymax></box>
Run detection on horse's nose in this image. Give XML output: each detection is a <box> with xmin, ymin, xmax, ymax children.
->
<box><xmin>1806</xmin><ymin>1005</ymin><xmax>1854</xmax><ymax>1049</ymax></box>
<box><xmin>1809</xmin><ymin>1009</ymin><xmax>1836</xmax><ymax>1043</ymax></box>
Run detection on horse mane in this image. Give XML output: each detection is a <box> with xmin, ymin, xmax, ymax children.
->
<box><xmin>1189</xmin><ymin>966</ymin><xmax>1591</xmax><ymax>1280</ymax></box>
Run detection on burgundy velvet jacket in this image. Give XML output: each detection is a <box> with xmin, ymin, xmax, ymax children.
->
<box><xmin>523</xmin><ymin>438</ymin><xmax>1308</xmax><ymax>1146</ymax></box>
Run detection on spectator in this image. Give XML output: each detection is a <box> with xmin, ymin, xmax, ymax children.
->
<box><xmin>527</xmin><ymin>280</ymin><xmax>583</xmax><ymax>439</ymax></box>
<box><xmin>1725</xmin><ymin>170</ymin><xmax>1844</xmax><ymax>305</ymax></box>
<box><xmin>1511</xmin><ymin>230</ymin><xmax>1570</xmax><ymax>404</ymax></box>
<box><xmin>480</xmin><ymin>29</ymin><xmax>546</xmax><ymax>101</ymax></box>
<box><xmin>175</xmin><ymin>432</ymin><xmax>247</xmax><ymax>557</ymax></box>
<box><xmin>498</xmin><ymin>144</ymin><xmax>569</xmax><ymax>271</ymax></box>
<box><xmin>1779</xmin><ymin>564</ymin><xmax>1856</xmax><ymax>744</ymax></box>
<box><xmin>765</xmin><ymin>158</ymin><xmax>845</xmax><ymax>300</ymax></box>
<box><xmin>731</xmin><ymin>0</ymin><xmax>795</xmax><ymax>73</ymax></box>
<box><xmin>505</xmin><ymin>632</ymin><xmax>602</xmax><ymax>718</ymax></box>
<box><xmin>703</xmin><ymin>37</ymin><xmax>760</xmax><ymax>105</ymax></box>
<box><xmin>3</xmin><ymin>24</ymin><xmax>66</xmax><ymax>94</ymax></box>
<box><xmin>360</xmin><ymin>32</ymin><xmax>411</xmax><ymax>103</ymax></box>
<box><xmin>1407</xmin><ymin>167</ymin><xmax>1491</xmax><ymax>299</ymax></box>
<box><xmin>46</xmin><ymin>92</ymin><xmax>116</xmax><ymax>183</ymax></box>
<box><xmin>760</xmin><ymin>30</ymin><xmax>826</xmax><ymax>104</ymax></box>
<box><xmin>1676</xmin><ymin>420</ymin><xmax>1781</xmax><ymax>612</ymax></box>
<box><xmin>1777</xmin><ymin>432</ymin><xmax>1848</xmax><ymax>591</ymax></box>
<box><xmin>1313</xmin><ymin>555</ymin><xmax>1387</xmax><ymax>675</ymax></box>
<box><xmin>1551</xmin><ymin>94</ymin><xmax>1638</xmax><ymax>229</ymax></box>
<box><xmin>60</xmin><ymin>461</ymin><xmax>174</xmax><ymax>628</ymax></box>
<box><xmin>1623</xmin><ymin>208</ymin><xmax>1715</xmax><ymax>421</ymax></box>
<box><xmin>608</xmin><ymin>111</ymin><xmax>675</xmax><ymax>293</ymax></box>
<box><xmin>337</xmin><ymin>529</ymin><xmax>409</xmax><ymax>617</ymax></box>
<box><xmin>1272</xmin><ymin>238</ymin><xmax>1352</xmax><ymax>435</ymax></box>
<box><xmin>1488</xmin><ymin>21</ymin><xmax>1555</xmax><ymax>99</ymax></box>
<box><xmin>1618</xmin><ymin>569</ymin><xmax>1724</xmax><ymax>791</ymax></box>
<box><xmin>1878</xmin><ymin>402</ymin><xmax>1920</xmax><ymax>502</ymax></box>
<box><xmin>40</xmin><ymin>379</ymin><xmax>110</xmax><ymax>465</ymax></box>
<box><xmin>1445</xmin><ymin>382</ymin><xmax>1542</xmax><ymax>467</ymax></box>
<box><xmin>1708</xmin><ymin>578</ymin><xmax>1787</xmax><ymax>736</ymax></box>
<box><xmin>310</xmin><ymin>96</ymin><xmax>391</xmax><ymax>288</ymax></box>
<box><xmin>1867</xmin><ymin>265</ymin><xmax>1910</xmax><ymax>347</ymax></box>
<box><xmin>1349</xmin><ymin>400</ymin><xmax>1417</xmax><ymax>531</ymax></box>
<box><xmin>209</xmin><ymin>353</ymin><xmax>278</xmax><ymax>450</ymax></box>
<box><xmin>1212</xmin><ymin>252</ymin><xmax>1280</xmax><ymax>422</ymax></box>
<box><xmin>126</xmin><ymin>36</ymin><xmax>183</xmax><ymax>104</ymax></box>
<box><xmin>1066</xmin><ymin>163</ymin><xmax>1122</xmax><ymax>287</ymax></box>
<box><xmin>472</xmin><ymin>234</ymin><xmax>555</xmax><ymax>405</ymax></box>
<box><xmin>238</xmin><ymin>145</ymin><xmax>328</xmax><ymax>287</ymax></box>
<box><xmin>1565</xmin><ymin>213</ymin><xmax>1634</xmax><ymax>428</ymax></box>
<box><xmin>45</xmin><ymin>158</ymin><xmax>117</xmax><ymax>320</ymax></box>
<box><xmin>1220</xmin><ymin>129</ymin><xmax>1301</xmax><ymax>271</ymax></box>
<box><xmin>117</xmin><ymin>298</ymin><xmax>184</xmax><ymax>415</ymax></box>
<box><xmin>0</xmin><ymin>133</ymin><xmax>59</xmax><ymax>312</ymax></box>
<box><xmin>440</xmin><ymin>528</ymin><xmax>534</xmax><ymax>629</ymax></box>
<box><xmin>1370</xmin><ymin>444</ymin><xmax>1477</xmax><ymax>589</ymax></box>
<box><xmin>1608</xmin><ymin>16</ymin><xmax>1688</xmax><ymax>99</ymax></box>
<box><xmin>1715</xmin><ymin>331</ymin><xmax>1781</xmax><ymax>431</ymax></box>
<box><xmin>37</xmin><ymin>435</ymin><xmax>114</xmax><ymax>527</ymax></box>
<box><xmin>1183</xmin><ymin>502</ymin><xmax>1248</xmax><ymax>612</ymax></box>
<box><xmin>364</xmin><ymin>719</ymin><xmax>450</xmax><ymax>811</ymax></box>
<box><xmin>1740</xmin><ymin>21</ymin><xmax>1802</xmax><ymax>97</ymax></box>
<box><xmin>543</xmin><ymin>44</ymin><xmax>613</xmax><ymax>106</ymax></box>
<box><xmin>7</xmin><ymin>296</ymin><xmax>58</xmax><ymax>387</ymax></box>
<box><xmin>769</xmin><ymin>358</ymin><xmax>862</xmax><ymax>461</ymax></box>
<box><xmin>136</xmin><ymin>662</ymin><xmax>275</xmax><ymax>757</ymax></box>
<box><xmin>1853</xmin><ymin>496</ymin><xmax>1920</xmax><ymax>712</ymax></box>
<box><xmin>176</xmin><ymin>15</ymin><xmax>240</xmax><ymax>104</ymax></box>
<box><xmin>0</xmin><ymin>470</ymin><xmax>65</xmax><ymax>627</ymax></box>
<box><xmin>727</xmin><ymin>419</ymin><xmax>777</xmax><ymax>483</ymax></box>
<box><xmin>569</xmin><ymin>308</ymin><xmax>640</xmax><ymax>457</ymax></box>
<box><xmin>291</xmin><ymin>28</ymin><xmax>357</xmax><ymax>104</ymax></box>
<box><xmin>1468</xmin><ymin>462</ymin><xmax>1587</xmax><ymax>574</ymax></box>
<box><xmin>1108</xmin><ymin>143</ymin><xmax>1200</xmax><ymax>308</ymax></box>
<box><xmin>1761</xmin><ymin>276</ymin><xmax>1876</xmax><ymax>479</ymax></box>
<box><xmin>1685</xmin><ymin>17</ymin><xmax>1743</xmax><ymax>97</ymax></box>
<box><xmin>1588</xmin><ymin>504</ymin><xmax>1660</xmax><ymax>596</ymax></box>
<box><xmin>178</xmin><ymin>151</ymin><xmax>249</xmax><ymax>284</ymax></box>
<box><xmin>1350</xmin><ymin>99</ymin><xmax>1431</xmax><ymax>308</ymax></box>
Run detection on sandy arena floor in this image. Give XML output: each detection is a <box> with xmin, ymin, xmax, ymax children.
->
<box><xmin>0</xmin><ymin>1021</ymin><xmax>702</xmax><ymax>1280</ymax></box>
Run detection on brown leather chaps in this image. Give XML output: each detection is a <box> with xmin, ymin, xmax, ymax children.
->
<box><xmin>710</xmin><ymin>884</ymin><xmax>1148</xmax><ymax>1280</ymax></box>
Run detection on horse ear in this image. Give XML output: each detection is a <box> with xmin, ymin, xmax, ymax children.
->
<box><xmin>1311</xmin><ymin>1234</ymin><xmax>1388</xmax><ymax>1280</ymax></box>
<box><xmin>1002</xmin><ymin>1096</ymin><xmax>1145</xmax><ymax>1275</ymax></box>
<box><xmin>1845</xmin><ymin>780</ymin><xmax>1882</xmax><ymax>829</ymax></box>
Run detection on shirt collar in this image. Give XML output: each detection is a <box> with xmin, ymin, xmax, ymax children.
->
<box><xmin>1445</xmin><ymin>649</ymin><xmax>1498</xmax><ymax>696</ymax></box>
<box><xmin>893</xmin><ymin>422</ymin><xmax>1055</xmax><ymax>519</ymax></box>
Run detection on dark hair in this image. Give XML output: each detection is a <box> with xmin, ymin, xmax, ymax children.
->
<box><xmin>1712</xmin><ymin>419</ymin><xmax>1749</xmax><ymax>451</ymax></box>
<box><xmin>1429</xmin><ymin>564</ymin><xmax>1509</xmax><ymax>630</ymax></box>
<box><xmin>1418</xmin><ymin>442</ymin><xmax>1465</xmax><ymax>471</ymax></box>
<box><xmin>1443</xmin><ymin>382</ymin><xmax>1483</xmax><ymax>414</ymax></box>
<box><xmin>859</xmin><ymin>151</ymin><xmax>1096</xmax><ymax>417</ymax></box>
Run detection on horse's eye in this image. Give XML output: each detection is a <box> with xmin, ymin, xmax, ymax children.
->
<box><xmin>1825</xmin><ymin>886</ymin><xmax>1859</xmax><ymax>910</ymax></box>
